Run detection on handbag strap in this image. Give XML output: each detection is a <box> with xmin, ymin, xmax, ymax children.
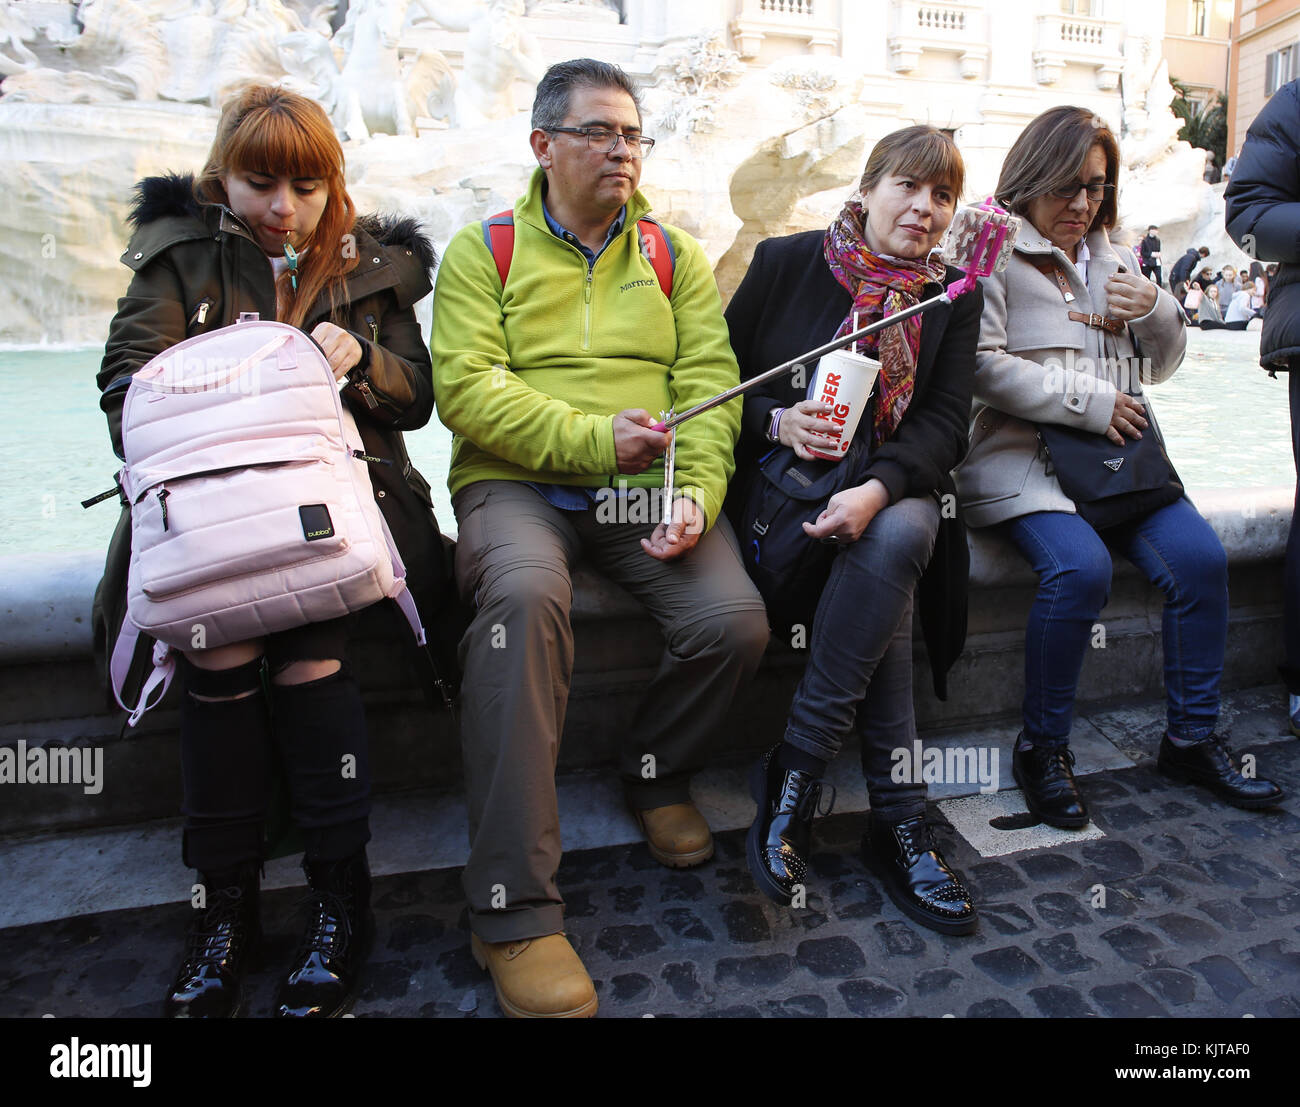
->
<box><xmin>1025</xmin><ymin>256</ymin><xmax>1125</xmax><ymax>334</ymax></box>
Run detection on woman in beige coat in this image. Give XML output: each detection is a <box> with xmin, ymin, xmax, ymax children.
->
<box><xmin>955</xmin><ymin>106</ymin><xmax>1283</xmax><ymax>827</ymax></box>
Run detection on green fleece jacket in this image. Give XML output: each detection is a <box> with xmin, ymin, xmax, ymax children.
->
<box><xmin>430</xmin><ymin>168</ymin><xmax>741</xmax><ymax>528</ymax></box>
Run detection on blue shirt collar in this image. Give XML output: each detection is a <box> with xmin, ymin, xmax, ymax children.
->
<box><xmin>541</xmin><ymin>198</ymin><xmax>626</xmax><ymax>265</ymax></box>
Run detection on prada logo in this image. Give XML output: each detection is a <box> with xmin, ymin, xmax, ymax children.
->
<box><xmin>1103</xmin><ymin>458</ymin><xmax>1124</xmax><ymax>472</ymax></box>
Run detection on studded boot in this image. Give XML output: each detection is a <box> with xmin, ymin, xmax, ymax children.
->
<box><xmin>862</xmin><ymin>813</ymin><xmax>977</xmax><ymax>936</ymax></box>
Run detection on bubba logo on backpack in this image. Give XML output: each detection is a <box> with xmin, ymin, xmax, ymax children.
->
<box><xmin>108</xmin><ymin>319</ymin><xmax>424</xmax><ymax>725</ymax></box>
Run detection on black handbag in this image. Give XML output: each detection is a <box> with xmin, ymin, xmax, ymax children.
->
<box><xmin>737</xmin><ymin>434</ymin><xmax>872</xmax><ymax>641</ymax></box>
<box><xmin>1037</xmin><ymin>414</ymin><xmax>1184</xmax><ymax>530</ymax></box>
<box><xmin>1027</xmin><ymin>256</ymin><xmax>1186</xmax><ymax>530</ymax></box>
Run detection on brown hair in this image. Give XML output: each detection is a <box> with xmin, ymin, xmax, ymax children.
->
<box><xmin>195</xmin><ymin>85</ymin><xmax>357</xmax><ymax>328</ymax></box>
<box><xmin>995</xmin><ymin>105</ymin><xmax>1120</xmax><ymax>234</ymax></box>
<box><xmin>858</xmin><ymin>125</ymin><xmax>965</xmax><ymax>201</ymax></box>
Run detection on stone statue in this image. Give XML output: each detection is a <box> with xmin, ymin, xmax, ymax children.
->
<box><xmin>279</xmin><ymin>0</ymin><xmax>455</xmax><ymax>139</ymax></box>
<box><xmin>0</xmin><ymin>0</ymin><xmax>168</xmax><ymax>102</ymax></box>
<box><xmin>412</xmin><ymin>0</ymin><xmax>545</xmax><ymax>125</ymax></box>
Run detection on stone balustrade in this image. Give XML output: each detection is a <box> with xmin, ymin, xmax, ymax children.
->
<box><xmin>1032</xmin><ymin>11</ymin><xmax>1124</xmax><ymax>89</ymax></box>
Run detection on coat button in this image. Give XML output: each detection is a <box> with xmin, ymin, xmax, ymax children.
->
<box><xmin>372</xmin><ymin>257</ymin><xmax>381</xmax><ymax>264</ymax></box>
<box><xmin>133</xmin><ymin>252</ymin><xmax>143</xmax><ymax>259</ymax></box>
<box><xmin>377</xmin><ymin>490</ymin><xmax>386</xmax><ymax>498</ymax></box>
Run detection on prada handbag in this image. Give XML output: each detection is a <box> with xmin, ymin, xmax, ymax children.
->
<box><xmin>1036</xmin><ymin>411</ymin><xmax>1184</xmax><ymax>530</ymax></box>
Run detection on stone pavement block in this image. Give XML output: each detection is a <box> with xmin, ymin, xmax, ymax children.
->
<box><xmin>1029</xmin><ymin>984</ymin><xmax>1095</xmax><ymax>1017</ymax></box>
<box><xmin>1139</xmin><ymin>967</ymin><xmax>1199</xmax><ymax>1007</ymax></box>
<box><xmin>838</xmin><ymin>978</ymin><xmax>908</xmax><ymax>1017</ymax></box>
<box><xmin>1189</xmin><ymin>954</ymin><xmax>1255</xmax><ymax>1003</ymax></box>
<box><xmin>1032</xmin><ymin>932</ymin><xmax>1100</xmax><ymax>975</ymax></box>
<box><xmin>971</xmin><ymin>945</ymin><xmax>1041</xmax><ymax>986</ymax></box>
<box><xmin>940</xmin><ymin>791</ymin><xmax>1106</xmax><ymax>858</ymax></box>
<box><xmin>1032</xmin><ymin>891</ymin><xmax>1095</xmax><ymax>928</ymax></box>
<box><xmin>1100</xmin><ymin>923</ymin><xmax>1166</xmax><ymax>967</ymax></box>
<box><xmin>795</xmin><ymin>935</ymin><xmax>865</xmax><ymax>978</ymax></box>
<box><xmin>1090</xmin><ymin>982</ymin><xmax>1168</xmax><ymax>1017</ymax></box>
<box><xmin>968</xmin><ymin>997</ymin><xmax>1023</xmax><ymax>1017</ymax></box>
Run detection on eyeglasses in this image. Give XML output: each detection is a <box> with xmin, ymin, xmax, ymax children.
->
<box><xmin>548</xmin><ymin>126</ymin><xmax>656</xmax><ymax>158</ymax></box>
<box><xmin>1049</xmin><ymin>180</ymin><xmax>1115</xmax><ymax>201</ymax></box>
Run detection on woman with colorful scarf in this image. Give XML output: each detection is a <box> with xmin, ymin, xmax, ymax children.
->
<box><xmin>726</xmin><ymin>126</ymin><xmax>981</xmax><ymax>934</ymax></box>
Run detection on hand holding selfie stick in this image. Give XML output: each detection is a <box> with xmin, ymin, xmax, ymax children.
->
<box><xmin>649</xmin><ymin>199</ymin><xmax>1020</xmax><ymax>433</ymax></box>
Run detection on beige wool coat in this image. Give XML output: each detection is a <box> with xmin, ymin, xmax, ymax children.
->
<box><xmin>954</xmin><ymin>223</ymin><xmax>1188</xmax><ymax>528</ymax></box>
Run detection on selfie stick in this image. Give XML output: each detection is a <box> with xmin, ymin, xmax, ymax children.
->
<box><xmin>649</xmin><ymin>199</ymin><xmax>1020</xmax><ymax>433</ymax></box>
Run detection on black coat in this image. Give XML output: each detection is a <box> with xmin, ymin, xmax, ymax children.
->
<box><xmin>1226</xmin><ymin>78</ymin><xmax>1300</xmax><ymax>372</ymax></box>
<box><xmin>724</xmin><ymin>230</ymin><xmax>982</xmax><ymax>698</ymax></box>
<box><xmin>1170</xmin><ymin>248</ymin><xmax>1201</xmax><ymax>288</ymax></box>
<box><xmin>94</xmin><ymin>174</ymin><xmax>463</xmax><ymax>705</ymax></box>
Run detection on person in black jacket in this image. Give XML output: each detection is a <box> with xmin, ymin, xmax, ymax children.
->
<box><xmin>97</xmin><ymin>86</ymin><xmax>448</xmax><ymax>1018</ymax></box>
<box><xmin>1138</xmin><ymin>225</ymin><xmax>1163</xmax><ymax>285</ymax></box>
<box><xmin>1226</xmin><ymin>77</ymin><xmax>1300</xmax><ymax>738</ymax></box>
<box><xmin>1170</xmin><ymin>245</ymin><xmax>1210</xmax><ymax>298</ymax></box>
<box><xmin>728</xmin><ymin>126</ymin><xmax>980</xmax><ymax>934</ymax></box>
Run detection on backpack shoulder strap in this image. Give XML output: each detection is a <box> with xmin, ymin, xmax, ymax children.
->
<box><xmin>480</xmin><ymin>210</ymin><xmax>515</xmax><ymax>288</ymax></box>
<box><xmin>636</xmin><ymin>217</ymin><xmax>675</xmax><ymax>299</ymax></box>
<box><xmin>482</xmin><ymin>209</ymin><xmax>676</xmax><ymax>298</ymax></box>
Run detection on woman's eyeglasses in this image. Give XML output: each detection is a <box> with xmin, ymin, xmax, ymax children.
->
<box><xmin>1049</xmin><ymin>180</ymin><xmax>1116</xmax><ymax>201</ymax></box>
<box><xmin>547</xmin><ymin>126</ymin><xmax>656</xmax><ymax>158</ymax></box>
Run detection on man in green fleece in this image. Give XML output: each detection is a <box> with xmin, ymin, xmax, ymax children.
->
<box><xmin>431</xmin><ymin>58</ymin><xmax>769</xmax><ymax>1018</ymax></box>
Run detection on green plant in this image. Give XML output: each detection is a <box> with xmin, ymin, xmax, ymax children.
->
<box><xmin>1170</xmin><ymin>77</ymin><xmax>1227</xmax><ymax>166</ymax></box>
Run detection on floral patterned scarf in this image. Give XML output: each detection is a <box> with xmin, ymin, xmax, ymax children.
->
<box><xmin>823</xmin><ymin>199</ymin><xmax>946</xmax><ymax>447</ymax></box>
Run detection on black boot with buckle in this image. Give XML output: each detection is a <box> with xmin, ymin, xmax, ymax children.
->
<box><xmin>1157</xmin><ymin>733</ymin><xmax>1285</xmax><ymax>809</ymax></box>
<box><xmin>862</xmin><ymin>813</ymin><xmax>977</xmax><ymax>936</ymax></box>
<box><xmin>163</xmin><ymin>861</ymin><xmax>262</xmax><ymax>1018</ymax></box>
<box><xmin>1012</xmin><ymin>738</ymin><xmax>1090</xmax><ymax>828</ymax></box>
<box><xmin>274</xmin><ymin>848</ymin><xmax>374</xmax><ymax>1018</ymax></box>
<box><xmin>747</xmin><ymin>744</ymin><xmax>834</xmax><ymax>906</ymax></box>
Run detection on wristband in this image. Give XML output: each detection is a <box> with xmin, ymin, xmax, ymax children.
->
<box><xmin>766</xmin><ymin>406</ymin><xmax>785</xmax><ymax>444</ymax></box>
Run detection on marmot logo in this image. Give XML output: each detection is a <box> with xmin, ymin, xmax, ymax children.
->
<box><xmin>620</xmin><ymin>278</ymin><xmax>657</xmax><ymax>293</ymax></box>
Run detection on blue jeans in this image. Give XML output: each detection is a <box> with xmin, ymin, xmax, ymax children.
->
<box><xmin>1002</xmin><ymin>498</ymin><xmax>1228</xmax><ymax>746</ymax></box>
<box><xmin>784</xmin><ymin>496</ymin><xmax>940</xmax><ymax>822</ymax></box>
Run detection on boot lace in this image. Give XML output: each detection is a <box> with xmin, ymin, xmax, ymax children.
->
<box><xmin>180</xmin><ymin>885</ymin><xmax>247</xmax><ymax>971</ymax></box>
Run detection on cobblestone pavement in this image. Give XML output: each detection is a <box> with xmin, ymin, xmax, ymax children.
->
<box><xmin>2</xmin><ymin>737</ymin><xmax>1298</xmax><ymax>1020</ymax></box>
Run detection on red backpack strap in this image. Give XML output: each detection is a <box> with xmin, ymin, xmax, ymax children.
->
<box><xmin>480</xmin><ymin>210</ymin><xmax>515</xmax><ymax>287</ymax></box>
<box><xmin>636</xmin><ymin>218</ymin><xmax>675</xmax><ymax>298</ymax></box>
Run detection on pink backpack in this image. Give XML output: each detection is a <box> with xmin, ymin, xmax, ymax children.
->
<box><xmin>110</xmin><ymin>317</ymin><xmax>425</xmax><ymax>725</ymax></box>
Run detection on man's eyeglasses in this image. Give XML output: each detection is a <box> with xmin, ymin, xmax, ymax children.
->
<box><xmin>1049</xmin><ymin>180</ymin><xmax>1116</xmax><ymax>201</ymax></box>
<box><xmin>548</xmin><ymin>126</ymin><xmax>656</xmax><ymax>158</ymax></box>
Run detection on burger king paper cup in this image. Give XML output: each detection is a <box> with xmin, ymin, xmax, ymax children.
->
<box><xmin>806</xmin><ymin>347</ymin><xmax>880</xmax><ymax>461</ymax></box>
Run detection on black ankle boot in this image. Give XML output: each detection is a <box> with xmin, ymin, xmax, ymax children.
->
<box><xmin>746</xmin><ymin>746</ymin><xmax>833</xmax><ymax>906</ymax></box>
<box><xmin>163</xmin><ymin>862</ymin><xmax>261</xmax><ymax>1018</ymax></box>
<box><xmin>1012</xmin><ymin>738</ymin><xmax>1089</xmax><ymax>828</ymax></box>
<box><xmin>1157</xmin><ymin>733</ymin><xmax>1285</xmax><ymax>809</ymax></box>
<box><xmin>274</xmin><ymin>849</ymin><xmax>374</xmax><ymax>1018</ymax></box>
<box><xmin>862</xmin><ymin>814</ymin><xmax>977</xmax><ymax>936</ymax></box>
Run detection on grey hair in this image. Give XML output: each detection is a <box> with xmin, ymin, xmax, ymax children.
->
<box><xmin>531</xmin><ymin>58</ymin><xmax>643</xmax><ymax>131</ymax></box>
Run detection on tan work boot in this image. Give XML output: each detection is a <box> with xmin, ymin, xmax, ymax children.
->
<box><xmin>631</xmin><ymin>801</ymin><xmax>715</xmax><ymax>868</ymax></box>
<box><xmin>469</xmin><ymin>933</ymin><xmax>597</xmax><ymax>1018</ymax></box>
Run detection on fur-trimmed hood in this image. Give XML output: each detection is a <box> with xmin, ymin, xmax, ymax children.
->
<box><xmin>126</xmin><ymin>172</ymin><xmax>437</xmax><ymax>272</ymax></box>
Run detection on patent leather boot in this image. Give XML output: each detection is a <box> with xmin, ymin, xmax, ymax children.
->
<box><xmin>862</xmin><ymin>814</ymin><xmax>977</xmax><ymax>936</ymax></box>
<box><xmin>1157</xmin><ymin>733</ymin><xmax>1285</xmax><ymax>809</ymax></box>
<box><xmin>1012</xmin><ymin>739</ymin><xmax>1089</xmax><ymax>828</ymax></box>
<box><xmin>163</xmin><ymin>862</ymin><xmax>261</xmax><ymax>1018</ymax></box>
<box><xmin>746</xmin><ymin>745</ymin><xmax>833</xmax><ymax>906</ymax></box>
<box><xmin>274</xmin><ymin>849</ymin><xmax>374</xmax><ymax>1018</ymax></box>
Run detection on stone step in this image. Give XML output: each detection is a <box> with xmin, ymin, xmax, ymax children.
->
<box><xmin>2</xmin><ymin>683</ymin><xmax>1291</xmax><ymax>932</ymax></box>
